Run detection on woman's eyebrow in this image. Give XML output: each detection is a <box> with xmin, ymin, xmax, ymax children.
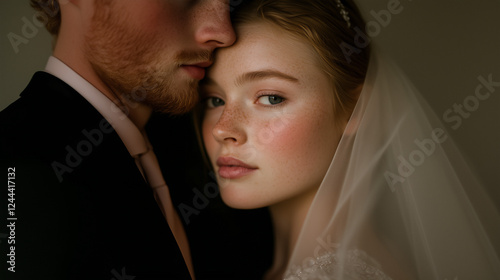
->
<box><xmin>201</xmin><ymin>69</ymin><xmax>299</xmax><ymax>88</ymax></box>
<box><xmin>235</xmin><ymin>70</ymin><xmax>299</xmax><ymax>86</ymax></box>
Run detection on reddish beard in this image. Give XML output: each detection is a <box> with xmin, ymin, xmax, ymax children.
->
<box><xmin>84</xmin><ymin>1</ymin><xmax>212</xmax><ymax>115</ymax></box>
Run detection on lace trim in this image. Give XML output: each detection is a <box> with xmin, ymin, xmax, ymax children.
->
<box><xmin>285</xmin><ymin>248</ymin><xmax>392</xmax><ymax>280</ymax></box>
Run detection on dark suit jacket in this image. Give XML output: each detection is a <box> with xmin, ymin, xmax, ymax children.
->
<box><xmin>0</xmin><ymin>72</ymin><xmax>192</xmax><ymax>279</ymax></box>
<box><xmin>0</xmin><ymin>72</ymin><xmax>273</xmax><ymax>280</ymax></box>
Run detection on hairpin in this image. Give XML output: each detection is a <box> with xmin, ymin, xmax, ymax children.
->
<box><xmin>335</xmin><ymin>0</ymin><xmax>351</xmax><ymax>28</ymax></box>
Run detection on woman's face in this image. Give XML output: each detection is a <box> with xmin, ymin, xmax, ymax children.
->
<box><xmin>202</xmin><ymin>22</ymin><xmax>343</xmax><ymax>209</ymax></box>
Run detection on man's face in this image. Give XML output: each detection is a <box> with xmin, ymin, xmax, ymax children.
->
<box><xmin>84</xmin><ymin>0</ymin><xmax>236</xmax><ymax>114</ymax></box>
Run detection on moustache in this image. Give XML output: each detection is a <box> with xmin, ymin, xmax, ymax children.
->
<box><xmin>176</xmin><ymin>50</ymin><xmax>214</xmax><ymax>65</ymax></box>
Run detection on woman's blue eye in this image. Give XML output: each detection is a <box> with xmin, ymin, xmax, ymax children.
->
<box><xmin>206</xmin><ymin>97</ymin><xmax>225</xmax><ymax>108</ymax></box>
<box><xmin>258</xmin><ymin>95</ymin><xmax>284</xmax><ymax>105</ymax></box>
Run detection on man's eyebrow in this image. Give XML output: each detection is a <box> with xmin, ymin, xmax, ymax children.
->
<box><xmin>235</xmin><ymin>70</ymin><xmax>299</xmax><ymax>86</ymax></box>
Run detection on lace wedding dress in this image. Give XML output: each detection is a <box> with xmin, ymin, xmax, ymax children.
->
<box><xmin>286</xmin><ymin>247</ymin><xmax>392</xmax><ymax>280</ymax></box>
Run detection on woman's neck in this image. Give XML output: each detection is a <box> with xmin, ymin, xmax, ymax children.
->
<box><xmin>264</xmin><ymin>188</ymin><xmax>318</xmax><ymax>280</ymax></box>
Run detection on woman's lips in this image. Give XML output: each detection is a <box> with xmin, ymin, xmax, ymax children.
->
<box><xmin>218</xmin><ymin>166</ymin><xmax>257</xmax><ymax>179</ymax></box>
<box><xmin>216</xmin><ymin>157</ymin><xmax>257</xmax><ymax>179</ymax></box>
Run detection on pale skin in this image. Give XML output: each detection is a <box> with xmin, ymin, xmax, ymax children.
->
<box><xmin>54</xmin><ymin>1</ymin><xmax>236</xmax><ymax>279</ymax></box>
<box><xmin>202</xmin><ymin>21</ymin><xmax>345</xmax><ymax>279</ymax></box>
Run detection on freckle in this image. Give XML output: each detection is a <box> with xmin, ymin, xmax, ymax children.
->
<box><xmin>230</xmin><ymin>106</ymin><xmax>247</xmax><ymax>123</ymax></box>
<box><xmin>218</xmin><ymin>105</ymin><xmax>247</xmax><ymax>132</ymax></box>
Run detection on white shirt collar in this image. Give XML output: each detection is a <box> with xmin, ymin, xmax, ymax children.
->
<box><xmin>44</xmin><ymin>56</ymin><xmax>148</xmax><ymax>157</ymax></box>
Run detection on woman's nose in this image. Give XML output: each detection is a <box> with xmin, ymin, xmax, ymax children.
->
<box><xmin>212</xmin><ymin>105</ymin><xmax>247</xmax><ymax>145</ymax></box>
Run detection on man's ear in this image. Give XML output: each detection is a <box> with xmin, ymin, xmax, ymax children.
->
<box><xmin>59</xmin><ymin>0</ymin><xmax>96</xmax><ymax>24</ymax></box>
<box><xmin>58</xmin><ymin>0</ymin><xmax>85</xmax><ymax>10</ymax></box>
<box><xmin>57</xmin><ymin>0</ymin><xmax>79</xmax><ymax>12</ymax></box>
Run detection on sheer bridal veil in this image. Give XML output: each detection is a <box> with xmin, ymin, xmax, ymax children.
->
<box><xmin>283</xmin><ymin>1</ymin><xmax>500</xmax><ymax>278</ymax></box>
<box><xmin>284</xmin><ymin>6</ymin><xmax>500</xmax><ymax>273</ymax></box>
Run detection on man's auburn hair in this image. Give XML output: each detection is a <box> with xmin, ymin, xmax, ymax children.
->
<box><xmin>30</xmin><ymin>0</ymin><xmax>61</xmax><ymax>35</ymax></box>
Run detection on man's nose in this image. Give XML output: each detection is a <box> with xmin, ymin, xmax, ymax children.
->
<box><xmin>194</xmin><ymin>1</ymin><xmax>236</xmax><ymax>49</ymax></box>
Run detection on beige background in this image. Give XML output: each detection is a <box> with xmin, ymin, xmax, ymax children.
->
<box><xmin>1</xmin><ymin>1</ymin><xmax>499</xmax><ymax>208</ymax></box>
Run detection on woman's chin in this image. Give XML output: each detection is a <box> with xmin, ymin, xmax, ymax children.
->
<box><xmin>220</xmin><ymin>187</ymin><xmax>271</xmax><ymax>210</ymax></box>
